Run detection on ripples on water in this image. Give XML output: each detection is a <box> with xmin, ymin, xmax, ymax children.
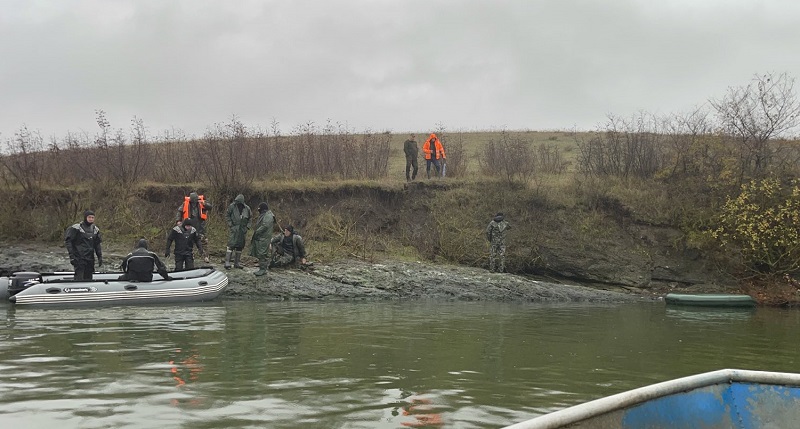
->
<box><xmin>1</xmin><ymin>301</ymin><xmax>799</xmax><ymax>428</ymax></box>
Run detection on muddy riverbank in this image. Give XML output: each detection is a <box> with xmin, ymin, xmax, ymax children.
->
<box><xmin>0</xmin><ymin>242</ymin><xmax>649</xmax><ymax>303</ymax></box>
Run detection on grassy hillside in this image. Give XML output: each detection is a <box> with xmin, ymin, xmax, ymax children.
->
<box><xmin>3</xmin><ymin>124</ymin><xmax>800</xmax><ymax>297</ymax></box>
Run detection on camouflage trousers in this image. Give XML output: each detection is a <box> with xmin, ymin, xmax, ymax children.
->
<box><xmin>489</xmin><ymin>243</ymin><xmax>506</xmax><ymax>273</ymax></box>
<box><xmin>269</xmin><ymin>252</ymin><xmax>295</xmax><ymax>268</ymax></box>
<box><xmin>199</xmin><ymin>234</ymin><xmax>209</xmax><ymax>260</ymax></box>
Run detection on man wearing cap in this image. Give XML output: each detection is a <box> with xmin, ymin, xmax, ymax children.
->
<box><xmin>176</xmin><ymin>192</ymin><xmax>212</xmax><ymax>263</ymax></box>
<box><xmin>120</xmin><ymin>239</ymin><xmax>171</xmax><ymax>282</ymax></box>
<box><xmin>486</xmin><ymin>212</ymin><xmax>511</xmax><ymax>273</ymax></box>
<box><xmin>64</xmin><ymin>210</ymin><xmax>103</xmax><ymax>280</ymax></box>
<box><xmin>269</xmin><ymin>225</ymin><xmax>310</xmax><ymax>269</ymax></box>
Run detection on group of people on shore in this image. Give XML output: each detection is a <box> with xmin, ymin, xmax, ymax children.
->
<box><xmin>62</xmin><ymin>132</ymin><xmax>512</xmax><ymax>282</ymax></box>
<box><xmin>64</xmin><ymin>193</ymin><xmax>309</xmax><ymax>282</ymax></box>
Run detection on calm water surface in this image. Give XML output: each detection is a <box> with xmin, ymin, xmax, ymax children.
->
<box><xmin>0</xmin><ymin>300</ymin><xmax>799</xmax><ymax>428</ymax></box>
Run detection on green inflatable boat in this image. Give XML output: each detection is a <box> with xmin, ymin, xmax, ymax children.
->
<box><xmin>664</xmin><ymin>293</ymin><xmax>756</xmax><ymax>307</ymax></box>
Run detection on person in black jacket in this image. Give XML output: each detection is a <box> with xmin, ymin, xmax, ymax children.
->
<box><xmin>120</xmin><ymin>239</ymin><xmax>171</xmax><ymax>282</ymax></box>
<box><xmin>165</xmin><ymin>219</ymin><xmax>204</xmax><ymax>270</ymax></box>
<box><xmin>64</xmin><ymin>210</ymin><xmax>103</xmax><ymax>280</ymax></box>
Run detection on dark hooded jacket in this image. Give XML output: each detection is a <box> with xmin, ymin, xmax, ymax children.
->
<box><xmin>249</xmin><ymin>203</ymin><xmax>276</xmax><ymax>259</ymax></box>
<box><xmin>65</xmin><ymin>212</ymin><xmax>103</xmax><ymax>263</ymax></box>
<box><xmin>121</xmin><ymin>239</ymin><xmax>170</xmax><ymax>282</ymax></box>
<box><xmin>486</xmin><ymin>214</ymin><xmax>511</xmax><ymax>244</ymax></box>
<box><xmin>226</xmin><ymin>194</ymin><xmax>252</xmax><ymax>248</ymax></box>
<box><xmin>166</xmin><ymin>219</ymin><xmax>204</xmax><ymax>257</ymax></box>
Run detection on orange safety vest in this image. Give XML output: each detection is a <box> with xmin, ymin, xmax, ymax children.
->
<box><xmin>182</xmin><ymin>195</ymin><xmax>208</xmax><ymax>221</ymax></box>
<box><xmin>422</xmin><ymin>134</ymin><xmax>446</xmax><ymax>160</ymax></box>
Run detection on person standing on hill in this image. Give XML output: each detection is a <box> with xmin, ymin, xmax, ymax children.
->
<box><xmin>403</xmin><ymin>133</ymin><xmax>419</xmax><ymax>181</ymax></box>
<box><xmin>486</xmin><ymin>212</ymin><xmax>511</xmax><ymax>273</ymax></box>
<box><xmin>176</xmin><ymin>192</ymin><xmax>212</xmax><ymax>263</ymax></box>
<box><xmin>165</xmin><ymin>218</ymin><xmax>204</xmax><ymax>271</ymax></box>
<box><xmin>249</xmin><ymin>201</ymin><xmax>277</xmax><ymax>276</ymax></box>
<box><xmin>422</xmin><ymin>133</ymin><xmax>446</xmax><ymax>179</ymax></box>
<box><xmin>65</xmin><ymin>210</ymin><xmax>103</xmax><ymax>280</ymax></box>
<box><xmin>225</xmin><ymin>194</ymin><xmax>252</xmax><ymax>269</ymax></box>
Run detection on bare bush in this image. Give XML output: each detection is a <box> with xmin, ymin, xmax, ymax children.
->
<box><xmin>710</xmin><ymin>72</ymin><xmax>800</xmax><ymax>179</ymax></box>
<box><xmin>359</xmin><ymin>131</ymin><xmax>391</xmax><ymax>179</ymax></box>
<box><xmin>60</xmin><ymin>131</ymin><xmax>97</xmax><ymax>183</ymax></box>
<box><xmin>281</xmin><ymin>121</ymin><xmax>390</xmax><ymax>180</ymax></box>
<box><xmin>438</xmin><ymin>131</ymin><xmax>467</xmax><ymax>177</ymax></box>
<box><xmin>661</xmin><ymin>108</ymin><xmax>718</xmax><ymax>179</ymax></box>
<box><xmin>92</xmin><ymin>110</ymin><xmax>148</xmax><ymax>189</ymax></box>
<box><xmin>577</xmin><ymin>113</ymin><xmax>665</xmax><ymax>178</ymax></box>
<box><xmin>0</xmin><ymin>125</ymin><xmax>47</xmax><ymax>193</ymax></box>
<box><xmin>535</xmin><ymin>143</ymin><xmax>568</xmax><ymax>174</ymax></box>
<box><xmin>195</xmin><ymin>116</ymin><xmax>258</xmax><ymax>195</ymax></box>
<box><xmin>479</xmin><ymin>130</ymin><xmax>536</xmax><ymax>183</ymax></box>
<box><xmin>150</xmin><ymin>129</ymin><xmax>196</xmax><ymax>183</ymax></box>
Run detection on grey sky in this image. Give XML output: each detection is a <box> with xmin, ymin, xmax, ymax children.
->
<box><xmin>2</xmin><ymin>0</ymin><xmax>800</xmax><ymax>140</ymax></box>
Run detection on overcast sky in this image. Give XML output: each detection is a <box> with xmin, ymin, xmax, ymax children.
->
<box><xmin>2</xmin><ymin>0</ymin><xmax>800</xmax><ymax>140</ymax></box>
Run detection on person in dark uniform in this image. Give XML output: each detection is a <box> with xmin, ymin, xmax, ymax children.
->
<box><xmin>165</xmin><ymin>218</ymin><xmax>204</xmax><ymax>271</ymax></box>
<box><xmin>64</xmin><ymin>210</ymin><xmax>103</xmax><ymax>280</ymax></box>
<box><xmin>120</xmin><ymin>239</ymin><xmax>171</xmax><ymax>282</ymax></box>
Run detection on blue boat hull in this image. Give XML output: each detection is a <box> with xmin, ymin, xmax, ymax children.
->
<box><xmin>504</xmin><ymin>369</ymin><xmax>800</xmax><ymax>429</ymax></box>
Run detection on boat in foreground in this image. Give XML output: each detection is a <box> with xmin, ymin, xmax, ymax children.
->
<box><xmin>664</xmin><ymin>293</ymin><xmax>756</xmax><ymax>307</ymax></box>
<box><xmin>503</xmin><ymin>368</ymin><xmax>800</xmax><ymax>429</ymax></box>
<box><xmin>0</xmin><ymin>268</ymin><xmax>228</xmax><ymax>307</ymax></box>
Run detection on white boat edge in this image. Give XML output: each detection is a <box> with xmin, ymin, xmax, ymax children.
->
<box><xmin>2</xmin><ymin>268</ymin><xmax>229</xmax><ymax>307</ymax></box>
<box><xmin>502</xmin><ymin>368</ymin><xmax>800</xmax><ymax>429</ymax></box>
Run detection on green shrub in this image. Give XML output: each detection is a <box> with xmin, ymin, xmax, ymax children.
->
<box><xmin>711</xmin><ymin>178</ymin><xmax>800</xmax><ymax>276</ymax></box>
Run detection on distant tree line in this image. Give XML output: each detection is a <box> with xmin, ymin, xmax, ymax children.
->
<box><xmin>0</xmin><ymin>114</ymin><xmax>393</xmax><ymax>196</ymax></box>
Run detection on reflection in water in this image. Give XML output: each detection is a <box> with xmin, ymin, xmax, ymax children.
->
<box><xmin>665</xmin><ymin>306</ymin><xmax>756</xmax><ymax>323</ymax></box>
<box><xmin>0</xmin><ymin>301</ymin><xmax>799</xmax><ymax>428</ymax></box>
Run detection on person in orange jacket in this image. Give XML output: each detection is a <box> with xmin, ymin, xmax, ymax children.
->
<box><xmin>421</xmin><ymin>133</ymin><xmax>446</xmax><ymax>179</ymax></box>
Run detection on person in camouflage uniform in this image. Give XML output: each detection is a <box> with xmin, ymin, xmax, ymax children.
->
<box><xmin>486</xmin><ymin>212</ymin><xmax>511</xmax><ymax>273</ymax></box>
<box><xmin>224</xmin><ymin>194</ymin><xmax>252</xmax><ymax>269</ymax></box>
<box><xmin>269</xmin><ymin>225</ymin><xmax>309</xmax><ymax>269</ymax></box>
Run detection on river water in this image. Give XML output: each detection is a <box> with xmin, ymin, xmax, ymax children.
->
<box><xmin>0</xmin><ymin>300</ymin><xmax>798</xmax><ymax>428</ymax></box>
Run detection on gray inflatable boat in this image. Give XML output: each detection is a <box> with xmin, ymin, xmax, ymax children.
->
<box><xmin>0</xmin><ymin>268</ymin><xmax>228</xmax><ymax>307</ymax></box>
